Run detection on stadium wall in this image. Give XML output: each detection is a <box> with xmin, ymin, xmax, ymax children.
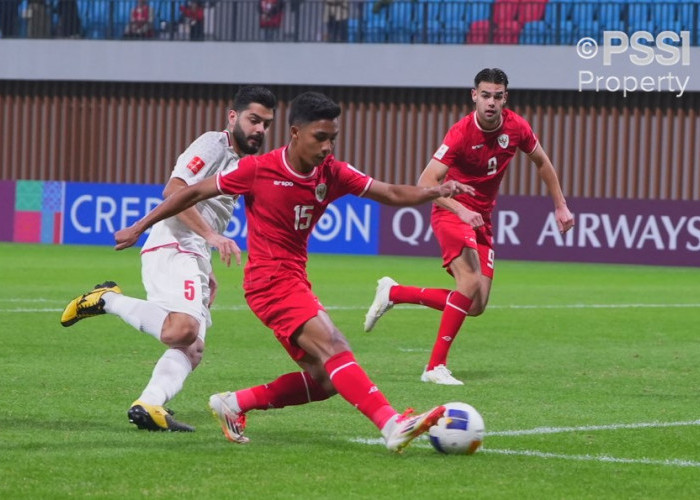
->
<box><xmin>1</xmin><ymin>179</ymin><xmax>697</xmax><ymax>267</ymax></box>
<box><xmin>1</xmin><ymin>39</ymin><xmax>698</xmax><ymax>266</ymax></box>
<box><xmin>1</xmin><ymin>80</ymin><xmax>699</xmax><ymax>201</ymax></box>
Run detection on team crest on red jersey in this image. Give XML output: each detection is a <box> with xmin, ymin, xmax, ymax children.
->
<box><xmin>497</xmin><ymin>134</ymin><xmax>509</xmax><ymax>149</ymax></box>
<box><xmin>315</xmin><ymin>183</ymin><xmax>327</xmax><ymax>202</ymax></box>
<box><xmin>186</xmin><ymin>156</ymin><xmax>205</xmax><ymax>174</ymax></box>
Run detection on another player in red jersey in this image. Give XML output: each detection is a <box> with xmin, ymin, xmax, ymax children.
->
<box><xmin>364</xmin><ymin>68</ymin><xmax>575</xmax><ymax>386</ymax></box>
<box><xmin>114</xmin><ymin>91</ymin><xmax>471</xmax><ymax>452</ymax></box>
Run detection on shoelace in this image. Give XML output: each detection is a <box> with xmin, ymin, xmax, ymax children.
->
<box><xmin>396</xmin><ymin>408</ymin><xmax>415</xmax><ymax>423</ymax></box>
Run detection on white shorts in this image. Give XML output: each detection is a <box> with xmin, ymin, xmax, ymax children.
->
<box><xmin>141</xmin><ymin>247</ymin><xmax>212</xmax><ymax>340</ymax></box>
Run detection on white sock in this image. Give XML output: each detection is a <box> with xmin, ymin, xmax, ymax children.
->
<box><xmin>103</xmin><ymin>293</ymin><xmax>167</xmax><ymax>341</ymax></box>
<box><xmin>138</xmin><ymin>349</ymin><xmax>193</xmax><ymax>406</ymax></box>
<box><xmin>221</xmin><ymin>392</ymin><xmax>242</xmax><ymax>413</ymax></box>
<box><xmin>381</xmin><ymin>414</ymin><xmax>400</xmax><ymax>441</ymax></box>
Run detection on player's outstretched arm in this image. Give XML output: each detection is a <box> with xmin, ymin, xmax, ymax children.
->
<box><xmin>417</xmin><ymin>159</ymin><xmax>484</xmax><ymax>228</ymax></box>
<box><xmin>114</xmin><ymin>176</ymin><xmax>220</xmax><ymax>250</ymax></box>
<box><xmin>365</xmin><ymin>178</ymin><xmax>470</xmax><ymax>206</ymax></box>
<box><xmin>528</xmin><ymin>144</ymin><xmax>575</xmax><ymax>233</ymax></box>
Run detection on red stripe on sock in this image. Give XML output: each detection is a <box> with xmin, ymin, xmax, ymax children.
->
<box><xmin>325</xmin><ymin>351</ymin><xmax>395</xmax><ymax>429</ymax></box>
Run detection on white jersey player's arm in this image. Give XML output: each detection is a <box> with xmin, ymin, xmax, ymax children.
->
<box><xmin>164</xmin><ymin>177</ymin><xmax>241</xmax><ymax>266</ymax></box>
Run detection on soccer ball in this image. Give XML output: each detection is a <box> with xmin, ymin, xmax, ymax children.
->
<box><xmin>429</xmin><ymin>402</ymin><xmax>485</xmax><ymax>455</ymax></box>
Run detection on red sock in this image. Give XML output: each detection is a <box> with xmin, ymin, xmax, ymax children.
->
<box><xmin>235</xmin><ymin>372</ymin><xmax>330</xmax><ymax>412</ymax></box>
<box><xmin>324</xmin><ymin>351</ymin><xmax>396</xmax><ymax>430</ymax></box>
<box><xmin>427</xmin><ymin>291</ymin><xmax>472</xmax><ymax>370</ymax></box>
<box><xmin>390</xmin><ymin>285</ymin><xmax>450</xmax><ymax>311</ymax></box>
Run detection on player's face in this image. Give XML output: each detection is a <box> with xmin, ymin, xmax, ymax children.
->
<box><xmin>471</xmin><ymin>82</ymin><xmax>507</xmax><ymax>130</ymax></box>
<box><xmin>291</xmin><ymin>118</ymin><xmax>339</xmax><ymax>171</ymax></box>
<box><xmin>230</xmin><ymin>103</ymin><xmax>275</xmax><ymax>155</ymax></box>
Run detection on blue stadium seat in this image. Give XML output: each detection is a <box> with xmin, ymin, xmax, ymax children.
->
<box><xmin>361</xmin><ymin>1</ymin><xmax>389</xmax><ymax>43</ymax></box>
<box><xmin>466</xmin><ymin>0</ymin><xmax>495</xmax><ymax>24</ymax></box>
<box><xmin>519</xmin><ymin>20</ymin><xmax>548</xmax><ymax>44</ymax></box>
<box><xmin>414</xmin><ymin>0</ymin><xmax>443</xmax><ymax>43</ymax></box>
<box><xmin>678</xmin><ymin>0</ymin><xmax>700</xmax><ymax>31</ymax></box>
<box><xmin>652</xmin><ymin>1</ymin><xmax>678</xmax><ymax>31</ymax></box>
<box><xmin>387</xmin><ymin>1</ymin><xmax>415</xmax><ymax>43</ymax></box>
<box><xmin>542</xmin><ymin>0</ymin><xmax>576</xmax><ymax>44</ymax></box>
<box><xmin>627</xmin><ymin>1</ymin><xmax>652</xmax><ymax>31</ymax></box>
<box><xmin>347</xmin><ymin>17</ymin><xmax>360</xmax><ymax>42</ymax></box>
<box><xmin>597</xmin><ymin>0</ymin><xmax>626</xmax><ymax>31</ymax></box>
<box><xmin>442</xmin><ymin>0</ymin><xmax>469</xmax><ymax>44</ymax></box>
<box><xmin>570</xmin><ymin>0</ymin><xmax>599</xmax><ymax>38</ymax></box>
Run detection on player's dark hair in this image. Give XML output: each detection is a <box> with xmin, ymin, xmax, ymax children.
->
<box><xmin>288</xmin><ymin>92</ymin><xmax>341</xmax><ymax>126</ymax></box>
<box><xmin>474</xmin><ymin>68</ymin><xmax>509</xmax><ymax>89</ymax></box>
<box><xmin>232</xmin><ymin>86</ymin><xmax>277</xmax><ymax>112</ymax></box>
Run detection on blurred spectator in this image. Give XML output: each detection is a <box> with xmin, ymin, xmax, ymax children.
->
<box><xmin>26</xmin><ymin>0</ymin><xmax>51</xmax><ymax>38</ymax></box>
<box><xmin>259</xmin><ymin>0</ymin><xmax>283</xmax><ymax>41</ymax></box>
<box><xmin>56</xmin><ymin>0</ymin><xmax>82</xmax><ymax>38</ymax></box>
<box><xmin>124</xmin><ymin>0</ymin><xmax>154</xmax><ymax>39</ymax></box>
<box><xmin>0</xmin><ymin>0</ymin><xmax>20</xmax><ymax>38</ymax></box>
<box><xmin>323</xmin><ymin>0</ymin><xmax>348</xmax><ymax>42</ymax></box>
<box><xmin>180</xmin><ymin>0</ymin><xmax>204</xmax><ymax>41</ymax></box>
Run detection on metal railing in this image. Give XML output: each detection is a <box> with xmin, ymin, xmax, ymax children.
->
<box><xmin>0</xmin><ymin>0</ymin><xmax>698</xmax><ymax>45</ymax></box>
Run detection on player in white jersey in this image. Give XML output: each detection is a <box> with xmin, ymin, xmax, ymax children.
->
<box><xmin>60</xmin><ymin>86</ymin><xmax>277</xmax><ymax>432</ymax></box>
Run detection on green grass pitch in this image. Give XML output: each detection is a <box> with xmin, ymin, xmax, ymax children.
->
<box><xmin>1</xmin><ymin>242</ymin><xmax>698</xmax><ymax>499</ymax></box>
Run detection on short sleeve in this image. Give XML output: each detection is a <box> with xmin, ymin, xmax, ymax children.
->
<box><xmin>217</xmin><ymin>156</ymin><xmax>256</xmax><ymax>195</ymax></box>
<box><xmin>517</xmin><ymin>116</ymin><xmax>539</xmax><ymax>154</ymax></box>
<box><xmin>432</xmin><ymin>122</ymin><xmax>465</xmax><ymax>168</ymax></box>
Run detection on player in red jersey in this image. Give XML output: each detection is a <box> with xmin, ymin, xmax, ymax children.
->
<box><xmin>114</xmin><ymin>91</ymin><xmax>471</xmax><ymax>452</ymax></box>
<box><xmin>364</xmin><ymin>68</ymin><xmax>575</xmax><ymax>385</ymax></box>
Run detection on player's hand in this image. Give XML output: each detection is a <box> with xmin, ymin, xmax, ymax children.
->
<box><xmin>457</xmin><ymin>207</ymin><xmax>485</xmax><ymax>228</ymax></box>
<box><xmin>206</xmin><ymin>233</ymin><xmax>242</xmax><ymax>267</ymax></box>
<box><xmin>438</xmin><ymin>180</ymin><xmax>474</xmax><ymax>198</ymax></box>
<box><xmin>114</xmin><ymin>226</ymin><xmax>141</xmax><ymax>250</ymax></box>
<box><xmin>556</xmin><ymin>205</ymin><xmax>575</xmax><ymax>233</ymax></box>
<box><xmin>208</xmin><ymin>272</ymin><xmax>218</xmax><ymax>308</ymax></box>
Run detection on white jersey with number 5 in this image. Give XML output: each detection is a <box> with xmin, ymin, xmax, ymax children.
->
<box><xmin>142</xmin><ymin>130</ymin><xmax>240</xmax><ymax>259</ymax></box>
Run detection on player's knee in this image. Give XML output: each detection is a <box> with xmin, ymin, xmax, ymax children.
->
<box><xmin>467</xmin><ymin>296</ymin><xmax>489</xmax><ymax>316</ymax></box>
<box><xmin>160</xmin><ymin>314</ymin><xmax>200</xmax><ymax>347</ymax></box>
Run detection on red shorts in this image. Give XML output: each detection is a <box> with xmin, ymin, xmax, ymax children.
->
<box><xmin>244</xmin><ymin>273</ymin><xmax>324</xmax><ymax>361</ymax></box>
<box><xmin>432</xmin><ymin>209</ymin><xmax>495</xmax><ymax>279</ymax></box>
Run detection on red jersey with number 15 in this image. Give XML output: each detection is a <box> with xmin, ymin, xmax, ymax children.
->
<box><xmin>216</xmin><ymin>147</ymin><xmax>373</xmax><ymax>289</ymax></box>
<box><xmin>433</xmin><ymin>108</ymin><xmax>538</xmax><ymax>217</ymax></box>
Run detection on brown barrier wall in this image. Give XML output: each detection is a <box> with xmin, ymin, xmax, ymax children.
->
<box><xmin>1</xmin><ymin>80</ymin><xmax>698</xmax><ymax>200</ymax></box>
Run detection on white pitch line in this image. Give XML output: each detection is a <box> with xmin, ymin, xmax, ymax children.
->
<box><xmin>350</xmin><ymin>420</ymin><xmax>700</xmax><ymax>468</ymax></box>
<box><xmin>488</xmin><ymin>419</ymin><xmax>700</xmax><ymax>436</ymax></box>
<box><xmin>481</xmin><ymin>448</ymin><xmax>700</xmax><ymax>468</ymax></box>
<box><xmin>3</xmin><ymin>302</ymin><xmax>700</xmax><ymax>314</ymax></box>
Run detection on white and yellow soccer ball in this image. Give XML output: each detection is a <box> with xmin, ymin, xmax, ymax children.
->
<box><xmin>429</xmin><ymin>402</ymin><xmax>485</xmax><ymax>455</ymax></box>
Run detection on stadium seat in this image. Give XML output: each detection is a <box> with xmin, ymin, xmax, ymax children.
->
<box><xmin>467</xmin><ymin>19</ymin><xmax>491</xmax><ymax>43</ymax></box>
<box><xmin>570</xmin><ymin>0</ymin><xmax>599</xmax><ymax>38</ymax></box>
<box><xmin>493</xmin><ymin>0</ymin><xmax>520</xmax><ymax>25</ymax></box>
<box><xmin>537</xmin><ymin>0</ymin><xmax>572</xmax><ymax>44</ymax></box>
<box><xmin>414</xmin><ymin>0</ymin><xmax>443</xmax><ymax>43</ymax></box>
<box><xmin>519</xmin><ymin>19</ymin><xmax>548</xmax><ymax>44</ymax></box>
<box><xmin>466</xmin><ymin>0</ymin><xmax>495</xmax><ymax>24</ymax></box>
<box><xmin>597</xmin><ymin>0</ymin><xmax>626</xmax><ymax>32</ymax></box>
<box><xmin>627</xmin><ymin>1</ymin><xmax>652</xmax><ymax>31</ymax></box>
<box><xmin>678</xmin><ymin>0</ymin><xmax>700</xmax><ymax>31</ymax></box>
<box><xmin>518</xmin><ymin>0</ymin><xmax>548</xmax><ymax>24</ymax></box>
<box><xmin>442</xmin><ymin>0</ymin><xmax>469</xmax><ymax>43</ymax></box>
<box><xmin>347</xmin><ymin>18</ymin><xmax>360</xmax><ymax>42</ymax></box>
<box><xmin>494</xmin><ymin>18</ymin><xmax>522</xmax><ymax>43</ymax></box>
<box><xmin>387</xmin><ymin>0</ymin><xmax>415</xmax><ymax>43</ymax></box>
<box><xmin>361</xmin><ymin>1</ymin><xmax>389</xmax><ymax>42</ymax></box>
